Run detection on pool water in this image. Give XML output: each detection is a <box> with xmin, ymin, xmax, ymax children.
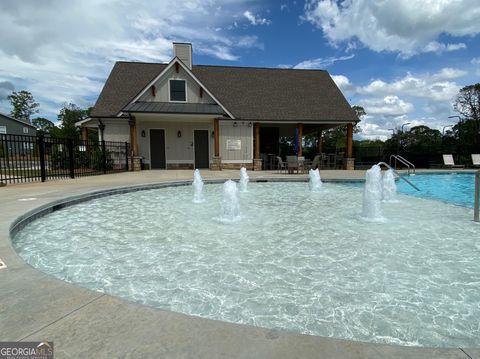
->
<box><xmin>13</xmin><ymin>182</ymin><xmax>480</xmax><ymax>347</ymax></box>
<box><xmin>396</xmin><ymin>173</ymin><xmax>476</xmax><ymax>208</ymax></box>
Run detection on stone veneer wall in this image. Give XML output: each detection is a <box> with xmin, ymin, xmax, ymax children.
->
<box><xmin>220</xmin><ymin>163</ymin><xmax>254</xmax><ymax>170</ymax></box>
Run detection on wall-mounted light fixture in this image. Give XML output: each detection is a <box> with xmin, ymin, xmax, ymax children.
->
<box><xmin>141</xmin><ymin>130</ymin><xmax>146</xmax><ymax>137</ymax></box>
<box><xmin>211</xmin><ymin>131</ymin><xmax>215</xmax><ymax>138</ymax></box>
<box><xmin>177</xmin><ymin>130</ymin><xmax>182</xmax><ymax>138</ymax></box>
<box><xmin>233</xmin><ymin>122</ymin><xmax>238</xmax><ymax>127</ymax></box>
<box><xmin>248</xmin><ymin>122</ymin><xmax>252</xmax><ymax>127</ymax></box>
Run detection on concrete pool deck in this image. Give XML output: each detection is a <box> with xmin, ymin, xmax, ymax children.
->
<box><xmin>1</xmin><ymin>169</ymin><xmax>478</xmax><ymax>358</ymax></box>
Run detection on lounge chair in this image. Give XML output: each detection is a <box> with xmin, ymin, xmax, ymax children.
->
<box><xmin>276</xmin><ymin>156</ymin><xmax>287</xmax><ymax>173</ymax></box>
<box><xmin>442</xmin><ymin>154</ymin><xmax>464</xmax><ymax>168</ymax></box>
<box><xmin>472</xmin><ymin>154</ymin><xmax>480</xmax><ymax>168</ymax></box>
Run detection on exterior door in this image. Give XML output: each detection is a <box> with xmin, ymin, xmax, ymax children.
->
<box><xmin>194</xmin><ymin>130</ymin><xmax>209</xmax><ymax>168</ymax></box>
<box><xmin>150</xmin><ymin>129</ymin><xmax>166</xmax><ymax>169</ymax></box>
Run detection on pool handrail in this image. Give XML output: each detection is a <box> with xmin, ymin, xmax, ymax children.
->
<box><xmin>377</xmin><ymin>162</ymin><xmax>420</xmax><ymax>191</ymax></box>
<box><xmin>389</xmin><ymin>155</ymin><xmax>416</xmax><ymax>175</ymax></box>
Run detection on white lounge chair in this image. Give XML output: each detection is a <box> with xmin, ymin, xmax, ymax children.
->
<box><xmin>472</xmin><ymin>154</ymin><xmax>480</xmax><ymax>167</ymax></box>
<box><xmin>442</xmin><ymin>154</ymin><xmax>464</xmax><ymax>168</ymax></box>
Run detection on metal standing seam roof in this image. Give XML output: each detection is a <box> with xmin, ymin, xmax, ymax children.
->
<box><xmin>123</xmin><ymin>101</ymin><xmax>225</xmax><ymax>115</ymax></box>
<box><xmin>90</xmin><ymin>61</ymin><xmax>358</xmax><ymax>123</ymax></box>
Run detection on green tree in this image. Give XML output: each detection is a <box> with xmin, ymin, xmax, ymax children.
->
<box><xmin>352</xmin><ymin>105</ymin><xmax>366</xmax><ymax>121</ymax></box>
<box><xmin>451</xmin><ymin>119</ymin><xmax>478</xmax><ymax>164</ymax></box>
<box><xmin>32</xmin><ymin>117</ymin><xmax>55</xmax><ymax>136</ymax></box>
<box><xmin>52</xmin><ymin>103</ymin><xmax>89</xmax><ymax>139</ymax></box>
<box><xmin>453</xmin><ymin>83</ymin><xmax>480</xmax><ymax>149</ymax></box>
<box><xmin>321</xmin><ymin>105</ymin><xmax>364</xmax><ymax>153</ymax></box>
<box><xmin>384</xmin><ymin>125</ymin><xmax>442</xmax><ymax>167</ymax></box>
<box><xmin>8</xmin><ymin>90</ymin><xmax>39</xmax><ymax>123</ymax></box>
<box><xmin>454</xmin><ymin>83</ymin><xmax>480</xmax><ymax>121</ymax></box>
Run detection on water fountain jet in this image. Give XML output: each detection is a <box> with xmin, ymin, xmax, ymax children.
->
<box><xmin>192</xmin><ymin>169</ymin><xmax>205</xmax><ymax>203</ymax></box>
<box><xmin>239</xmin><ymin>167</ymin><xmax>249</xmax><ymax>192</ymax></box>
<box><xmin>309</xmin><ymin>168</ymin><xmax>322</xmax><ymax>192</ymax></box>
<box><xmin>382</xmin><ymin>169</ymin><xmax>397</xmax><ymax>202</ymax></box>
<box><xmin>221</xmin><ymin>180</ymin><xmax>241</xmax><ymax>221</ymax></box>
<box><xmin>362</xmin><ymin>164</ymin><xmax>383</xmax><ymax>220</ymax></box>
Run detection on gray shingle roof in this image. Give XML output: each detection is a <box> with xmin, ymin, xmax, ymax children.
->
<box><xmin>123</xmin><ymin>101</ymin><xmax>225</xmax><ymax>115</ymax></box>
<box><xmin>91</xmin><ymin>61</ymin><xmax>357</xmax><ymax>123</ymax></box>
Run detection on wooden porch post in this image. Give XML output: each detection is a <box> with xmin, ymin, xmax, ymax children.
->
<box><xmin>317</xmin><ymin>129</ymin><xmax>323</xmax><ymax>154</ymax></box>
<box><xmin>211</xmin><ymin>118</ymin><xmax>222</xmax><ymax>170</ymax></box>
<box><xmin>345</xmin><ymin>123</ymin><xmax>354</xmax><ymax>170</ymax></box>
<box><xmin>81</xmin><ymin>127</ymin><xmax>88</xmax><ymax>142</ymax></box>
<box><xmin>297</xmin><ymin>123</ymin><xmax>303</xmax><ymax>157</ymax></box>
<box><xmin>253</xmin><ymin>122</ymin><xmax>262</xmax><ymax>171</ymax></box>
<box><xmin>128</xmin><ymin>116</ymin><xmax>141</xmax><ymax>171</ymax></box>
<box><xmin>346</xmin><ymin>123</ymin><xmax>353</xmax><ymax>158</ymax></box>
<box><xmin>214</xmin><ymin>118</ymin><xmax>220</xmax><ymax>157</ymax></box>
<box><xmin>254</xmin><ymin>123</ymin><xmax>260</xmax><ymax>159</ymax></box>
<box><xmin>128</xmin><ymin>116</ymin><xmax>138</xmax><ymax>157</ymax></box>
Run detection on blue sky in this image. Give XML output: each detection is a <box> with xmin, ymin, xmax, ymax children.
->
<box><xmin>0</xmin><ymin>0</ymin><xmax>479</xmax><ymax>140</ymax></box>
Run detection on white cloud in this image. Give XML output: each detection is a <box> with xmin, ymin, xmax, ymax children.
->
<box><xmin>331</xmin><ymin>75</ymin><xmax>353</xmax><ymax>91</ymax></box>
<box><xmin>0</xmin><ymin>0</ymin><xmax>265</xmax><ymax>119</ymax></box>
<box><xmin>430</xmin><ymin>67</ymin><xmax>467</xmax><ymax>81</ymax></box>
<box><xmin>360</xmin><ymin>96</ymin><xmax>414</xmax><ymax>117</ymax></box>
<box><xmin>355</xmin><ymin>120</ymin><xmax>394</xmax><ymax>141</ymax></box>
<box><xmin>0</xmin><ymin>81</ymin><xmax>14</xmax><ymax>103</ymax></box>
<box><xmin>243</xmin><ymin>10</ymin><xmax>271</xmax><ymax>26</ymax></box>
<box><xmin>472</xmin><ymin>57</ymin><xmax>480</xmax><ymax>65</ymax></box>
<box><xmin>356</xmin><ymin>69</ymin><xmax>462</xmax><ymax>103</ymax></box>
<box><xmin>304</xmin><ymin>0</ymin><xmax>480</xmax><ymax>56</ymax></box>
<box><xmin>293</xmin><ymin>54</ymin><xmax>354</xmax><ymax>69</ymax></box>
<box><xmin>423</xmin><ymin>41</ymin><xmax>466</xmax><ymax>54</ymax></box>
<box><xmin>333</xmin><ymin>68</ymin><xmax>468</xmax><ymax>139</ymax></box>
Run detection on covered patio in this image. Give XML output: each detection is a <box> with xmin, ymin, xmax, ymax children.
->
<box><xmin>251</xmin><ymin>121</ymin><xmax>355</xmax><ymax>171</ymax></box>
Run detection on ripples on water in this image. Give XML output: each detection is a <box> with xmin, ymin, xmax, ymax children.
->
<box><xmin>13</xmin><ymin>182</ymin><xmax>480</xmax><ymax>347</ymax></box>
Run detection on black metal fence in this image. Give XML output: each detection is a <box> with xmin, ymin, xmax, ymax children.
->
<box><xmin>0</xmin><ymin>134</ymin><xmax>130</xmax><ymax>184</ymax></box>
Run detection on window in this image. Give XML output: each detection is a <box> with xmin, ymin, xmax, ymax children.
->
<box><xmin>23</xmin><ymin>127</ymin><xmax>29</xmax><ymax>134</ymax></box>
<box><xmin>169</xmin><ymin>79</ymin><xmax>186</xmax><ymax>102</ymax></box>
<box><xmin>0</xmin><ymin>126</ymin><xmax>6</xmax><ymax>134</ymax></box>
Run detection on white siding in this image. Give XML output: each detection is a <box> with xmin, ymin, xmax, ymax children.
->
<box><xmin>137</xmin><ymin>119</ymin><xmax>213</xmax><ymax>164</ymax></box>
<box><xmin>139</xmin><ymin>65</ymin><xmax>214</xmax><ymax>104</ymax></box>
<box><xmin>219</xmin><ymin>121</ymin><xmax>253</xmax><ymax>162</ymax></box>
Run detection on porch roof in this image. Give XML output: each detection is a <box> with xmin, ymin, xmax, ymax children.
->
<box><xmin>123</xmin><ymin>101</ymin><xmax>225</xmax><ymax>115</ymax></box>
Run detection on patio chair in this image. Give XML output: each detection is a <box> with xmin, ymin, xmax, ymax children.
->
<box><xmin>297</xmin><ymin>156</ymin><xmax>310</xmax><ymax>174</ymax></box>
<box><xmin>276</xmin><ymin>156</ymin><xmax>287</xmax><ymax>173</ymax></box>
<box><xmin>442</xmin><ymin>154</ymin><xmax>464</xmax><ymax>168</ymax></box>
<box><xmin>472</xmin><ymin>154</ymin><xmax>480</xmax><ymax>167</ymax></box>
<box><xmin>286</xmin><ymin>156</ymin><xmax>299</xmax><ymax>174</ymax></box>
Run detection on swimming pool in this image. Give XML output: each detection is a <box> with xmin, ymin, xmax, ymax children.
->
<box><xmin>396</xmin><ymin>172</ymin><xmax>476</xmax><ymax>208</ymax></box>
<box><xmin>13</xmin><ymin>181</ymin><xmax>480</xmax><ymax>347</ymax></box>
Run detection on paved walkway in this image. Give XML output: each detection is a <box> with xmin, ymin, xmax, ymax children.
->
<box><xmin>0</xmin><ymin>170</ymin><xmax>478</xmax><ymax>358</ymax></box>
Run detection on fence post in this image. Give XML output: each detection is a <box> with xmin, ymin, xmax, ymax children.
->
<box><xmin>38</xmin><ymin>135</ymin><xmax>46</xmax><ymax>182</ymax></box>
<box><xmin>475</xmin><ymin>170</ymin><xmax>479</xmax><ymax>222</ymax></box>
<box><xmin>68</xmin><ymin>139</ymin><xmax>75</xmax><ymax>179</ymax></box>
<box><xmin>102</xmin><ymin>140</ymin><xmax>107</xmax><ymax>174</ymax></box>
<box><xmin>125</xmin><ymin>142</ymin><xmax>129</xmax><ymax>171</ymax></box>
